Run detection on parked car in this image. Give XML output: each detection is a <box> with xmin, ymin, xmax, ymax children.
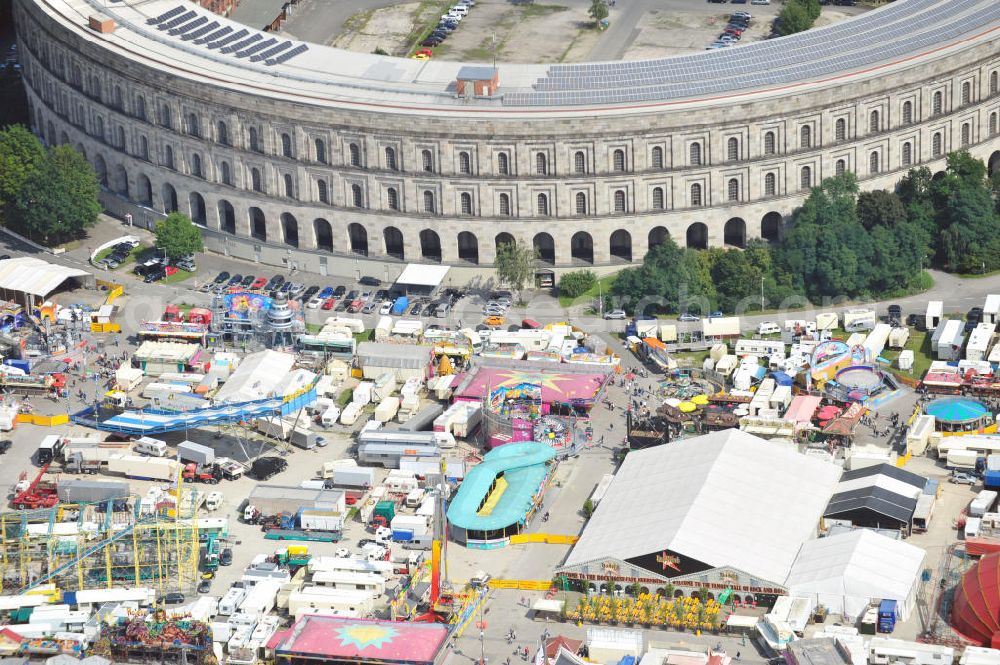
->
<box><xmin>303</xmin><ymin>285</ymin><xmax>320</xmax><ymax>301</ymax></box>
<box><xmin>213</xmin><ymin>271</ymin><xmax>230</xmax><ymax>284</ymax></box>
<box><xmin>408</xmin><ymin>301</ymin><xmax>424</xmax><ymax>315</ymax></box>
<box><xmin>679</xmin><ymin>312</ymin><xmax>700</xmax><ymax>322</ymax></box>
<box><xmin>379</xmin><ymin>301</ymin><xmax>393</xmax><ymax>315</ymax></box>
<box><xmin>143</xmin><ymin>268</ymin><xmax>166</xmax><ymax>283</ymax></box>
<box><xmin>240</xmin><ymin>274</ymin><xmax>255</xmax><ymax>287</ymax></box>
<box><xmin>951</xmin><ymin>472</ymin><xmax>977</xmax><ymax>485</ymax></box>
<box><xmin>197</xmin><ymin>580</ymin><xmax>212</xmax><ymax>594</ymax></box>
<box><xmin>604</xmin><ymin>310</ymin><xmax>626</xmax><ymax>320</ymax></box>
<box><xmin>887</xmin><ymin>304</ymin><xmax>902</xmax><ymax>322</ymax></box>
<box><xmin>359</xmin><ymin>276</ymin><xmax>381</xmax><ymax>286</ymax></box>
<box><xmin>333</xmin><ymin>285</ymin><xmax>347</xmax><ymax>297</ymax></box>
<box><xmin>318</xmin><ymin>287</ymin><xmax>334</xmax><ymax>299</ymax></box>
<box><xmin>322</xmin><ymin>298</ymin><xmax>337</xmax><ymax>310</ymax></box>
<box><xmin>267</xmin><ymin>275</ymin><xmax>285</xmax><ymax>290</ymax></box>
<box><xmin>0</xmin><ymin>440</ymin><xmax>11</xmax><ymax>454</ymax></box>
<box><xmin>220</xmin><ymin>548</ymin><xmax>233</xmax><ymax>566</ymax></box>
<box><xmin>250</xmin><ymin>276</ymin><xmax>268</xmax><ymax>290</ymax></box>
<box><xmin>307</xmin><ymin>295</ymin><xmax>325</xmax><ymax>309</ymax></box>
<box><xmin>708</xmin><ymin>311</ymin><xmax>723</xmax><ymax>319</ymax></box>
<box><xmin>361</xmin><ymin>302</ymin><xmax>377</xmax><ymax>314</ymax></box>
<box><xmin>163</xmin><ymin>592</ymin><xmax>186</xmax><ymax>605</ymax></box>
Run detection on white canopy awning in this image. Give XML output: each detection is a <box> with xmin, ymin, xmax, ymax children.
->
<box><xmin>395</xmin><ymin>264</ymin><xmax>450</xmax><ymax>288</ymax></box>
<box><xmin>0</xmin><ymin>257</ymin><xmax>90</xmax><ymax>297</ymax></box>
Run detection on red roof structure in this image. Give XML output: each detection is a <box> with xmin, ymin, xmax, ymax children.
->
<box><xmin>267</xmin><ymin>615</ymin><xmax>449</xmax><ymax>664</ymax></box>
<box><xmin>952</xmin><ymin>552</ymin><xmax>1000</xmax><ymax>647</ymax></box>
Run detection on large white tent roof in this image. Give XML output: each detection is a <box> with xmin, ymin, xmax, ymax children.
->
<box><xmin>0</xmin><ymin>257</ymin><xmax>89</xmax><ymax>297</ymax></box>
<box><xmin>564</xmin><ymin>429</ymin><xmax>841</xmax><ymax>584</ymax></box>
<box><xmin>214</xmin><ymin>350</ymin><xmax>296</xmax><ymax>403</ymax></box>
<box><xmin>395</xmin><ymin>264</ymin><xmax>450</xmax><ymax>288</ymax></box>
<box><xmin>784</xmin><ymin>529</ymin><xmax>925</xmax><ymax>617</ymax></box>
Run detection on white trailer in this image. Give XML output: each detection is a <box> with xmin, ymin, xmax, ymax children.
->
<box><xmin>926</xmin><ymin>301</ymin><xmax>944</xmax><ymax>330</ymax></box>
<box><xmin>967</xmin><ymin>322</ymin><xmax>996</xmax><ymax>363</ymax></box>
<box><xmin>374</xmin><ymin>397</ymin><xmax>400</xmax><ymax>423</ymax></box>
<box><xmin>907</xmin><ymin>415</ymin><xmax>935</xmax><ymax>456</ymax></box>
<box><xmin>934</xmin><ymin>319</ymin><xmax>965</xmax><ymax>360</ymax></box>
<box><xmin>106</xmin><ymin>455</ymin><xmax>179</xmax><ymax>481</ymax></box>
<box><xmin>218</xmin><ymin>587</ymin><xmax>246</xmax><ymax>615</ymax></box>
<box><xmin>238</xmin><ymin>580</ymin><xmax>281</xmax><ymax>620</ymax></box>
<box><xmin>311</xmin><ymin>570</ymin><xmax>386</xmax><ymax>594</ymax></box>
<box><xmin>986</xmin><ymin>295</ymin><xmax>1000</xmax><ymax>325</ymax></box>
<box><xmin>888</xmin><ymin>327</ymin><xmax>910</xmax><ymax>350</ymax></box>
<box><xmin>862</xmin><ymin>323</ymin><xmax>892</xmax><ymax>362</ymax></box>
<box><xmin>289</xmin><ymin>588</ymin><xmax>374</xmax><ymax>619</ymax></box>
<box><xmin>843</xmin><ymin>309</ymin><xmax>877</xmax><ymax>332</ymax></box>
<box><xmin>815</xmin><ymin>312</ymin><xmax>839</xmax><ymax>330</ymax></box>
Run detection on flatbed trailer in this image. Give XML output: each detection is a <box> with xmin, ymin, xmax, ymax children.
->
<box><xmin>264</xmin><ymin>529</ymin><xmax>341</xmax><ymax>543</ymax></box>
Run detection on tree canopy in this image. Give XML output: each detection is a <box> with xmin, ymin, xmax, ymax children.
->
<box><xmin>10</xmin><ymin>144</ymin><xmax>100</xmax><ymax>244</ymax></box>
<box><xmin>154</xmin><ymin>212</ymin><xmax>204</xmax><ymax>260</ymax></box>
<box><xmin>493</xmin><ymin>242</ymin><xmax>537</xmax><ymax>296</ymax></box>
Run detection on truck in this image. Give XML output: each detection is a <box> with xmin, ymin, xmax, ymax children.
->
<box><xmin>12</xmin><ymin>464</ymin><xmax>59</xmax><ymax>509</ymax></box>
<box><xmin>177</xmin><ymin>440</ymin><xmax>215</xmax><ymax>466</ymax></box>
<box><xmin>183</xmin><ymin>462</ymin><xmax>221</xmax><ymax>484</ymax></box>
<box><xmin>389</xmin><ymin>514</ymin><xmax>429</xmax><ymax>540</ymax></box>
<box><xmin>877</xmin><ymin>599</ymin><xmax>898</xmax><ymax>633</ymax></box>
<box><xmin>290</xmin><ymin>428</ymin><xmax>324</xmax><ymax>450</ymax></box>
<box><xmin>107</xmin><ymin>455</ymin><xmax>180</xmax><ymax>482</ymax></box>
<box><xmin>298</xmin><ymin>509</ymin><xmax>344</xmax><ymax>532</ymax></box>
<box><xmin>57</xmin><ymin>479</ymin><xmax>129</xmax><ymax>504</ymax></box>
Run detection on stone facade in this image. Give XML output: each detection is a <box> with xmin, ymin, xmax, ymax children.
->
<box><xmin>13</xmin><ymin>0</ymin><xmax>1000</xmax><ymax>273</ymax></box>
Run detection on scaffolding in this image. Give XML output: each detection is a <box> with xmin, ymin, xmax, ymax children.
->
<box><xmin>0</xmin><ymin>491</ymin><xmax>203</xmax><ymax>596</ymax></box>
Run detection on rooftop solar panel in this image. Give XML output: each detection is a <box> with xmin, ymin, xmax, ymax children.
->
<box><xmin>169</xmin><ymin>16</ymin><xmax>207</xmax><ymax>36</ymax></box>
<box><xmin>250</xmin><ymin>41</ymin><xmax>292</xmax><ymax>62</ymax></box>
<box><xmin>194</xmin><ymin>25</ymin><xmax>231</xmax><ymax>45</ymax></box>
<box><xmin>207</xmin><ymin>28</ymin><xmax>247</xmax><ymax>50</ymax></box>
<box><xmin>235</xmin><ymin>37</ymin><xmax>276</xmax><ymax>58</ymax></box>
<box><xmin>158</xmin><ymin>9</ymin><xmax>196</xmax><ymax>30</ymax></box>
<box><xmin>265</xmin><ymin>43</ymin><xmax>308</xmax><ymax>66</ymax></box>
<box><xmin>221</xmin><ymin>33</ymin><xmax>262</xmax><ymax>54</ymax></box>
<box><xmin>182</xmin><ymin>20</ymin><xmax>218</xmax><ymax>41</ymax></box>
<box><xmin>147</xmin><ymin>5</ymin><xmax>185</xmax><ymax>25</ymax></box>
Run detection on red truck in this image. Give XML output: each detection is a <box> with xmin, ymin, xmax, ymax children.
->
<box><xmin>12</xmin><ymin>463</ymin><xmax>59</xmax><ymax>510</ymax></box>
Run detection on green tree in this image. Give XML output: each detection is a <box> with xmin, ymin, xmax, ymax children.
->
<box><xmin>494</xmin><ymin>242</ymin><xmax>537</xmax><ymax>296</ymax></box>
<box><xmin>0</xmin><ymin>125</ymin><xmax>46</xmax><ymax>212</ymax></box>
<box><xmin>710</xmin><ymin>250</ymin><xmax>761</xmax><ymax>313</ymax></box>
<box><xmin>558</xmin><ymin>270</ymin><xmax>596</xmax><ymax>299</ymax></box>
<box><xmin>588</xmin><ymin>0</ymin><xmax>608</xmax><ymax>25</ymax></box>
<box><xmin>777</xmin><ymin>1</ymin><xmax>812</xmax><ymax>35</ymax></box>
<box><xmin>857</xmin><ymin>190</ymin><xmax>907</xmax><ymax>230</ymax></box>
<box><xmin>930</xmin><ymin>152</ymin><xmax>1000</xmax><ymax>272</ymax></box>
<box><xmin>154</xmin><ymin>212</ymin><xmax>204</xmax><ymax>260</ymax></box>
<box><xmin>11</xmin><ymin>144</ymin><xmax>100</xmax><ymax>244</ymax></box>
<box><xmin>582</xmin><ymin>498</ymin><xmax>595</xmax><ymax>518</ymax></box>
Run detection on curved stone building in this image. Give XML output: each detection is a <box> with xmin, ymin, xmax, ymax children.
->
<box><xmin>12</xmin><ymin>0</ymin><xmax>1000</xmax><ymax>273</ymax></box>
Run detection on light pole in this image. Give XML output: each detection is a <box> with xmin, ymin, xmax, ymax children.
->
<box><xmin>760</xmin><ymin>276</ymin><xmax>764</xmax><ymax>312</ymax></box>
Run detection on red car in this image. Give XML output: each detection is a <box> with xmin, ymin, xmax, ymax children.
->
<box><xmin>250</xmin><ymin>276</ymin><xmax>268</xmax><ymax>290</ymax></box>
<box><xmin>321</xmin><ymin>297</ymin><xmax>337</xmax><ymax>310</ymax></box>
<box><xmin>347</xmin><ymin>299</ymin><xmax>364</xmax><ymax>313</ymax></box>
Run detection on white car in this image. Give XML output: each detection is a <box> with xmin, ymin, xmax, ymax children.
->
<box><xmin>334</xmin><ymin>547</ymin><xmax>350</xmax><ymax>558</ymax></box>
<box><xmin>442</xmin><ymin>11</ymin><xmax>462</xmax><ymax>20</ymax></box>
<box><xmin>379</xmin><ymin>301</ymin><xmax>393</xmax><ymax>315</ymax></box>
<box><xmin>306</xmin><ymin>295</ymin><xmax>325</xmax><ymax>309</ymax></box>
<box><xmin>450</xmin><ymin>4</ymin><xmax>468</xmax><ymax>14</ymax></box>
<box><xmin>604</xmin><ymin>310</ymin><xmax>626</xmax><ymax>320</ymax></box>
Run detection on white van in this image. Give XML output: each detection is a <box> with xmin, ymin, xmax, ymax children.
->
<box><xmin>756</xmin><ymin>322</ymin><xmax>780</xmax><ymax>335</ymax></box>
<box><xmin>205</xmin><ymin>491</ymin><xmax>223</xmax><ymax>511</ymax></box>
<box><xmin>134</xmin><ymin>437</ymin><xmax>167</xmax><ymax>457</ymax></box>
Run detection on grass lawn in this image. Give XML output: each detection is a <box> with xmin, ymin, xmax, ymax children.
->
<box><xmin>95</xmin><ymin>243</ymin><xmax>150</xmax><ymax>268</ymax></box>
<box><xmin>558</xmin><ymin>273</ymin><xmax>618</xmax><ymax>308</ymax></box>
<box><xmin>880</xmin><ymin>328</ymin><xmax>933</xmax><ymax>379</ymax></box>
<box><xmin>671</xmin><ymin>349</ymin><xmax>710</xmax><ymax>367</ymax></box>
<box><xmin>306</xmin><ymin>323</ymin><xmax>323</xmax><ymax>334</ymax></box>
<box><xmin>162</xmin><ymin>269</ymin><xmax>194</xmax><ymax>284</ymax></box>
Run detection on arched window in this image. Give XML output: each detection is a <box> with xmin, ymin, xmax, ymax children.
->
<box><xmin>164</xmin><ymin>145</ymin><xmax>174</xmax><ymax>170</ymax></box>
<box><xmin>160</xmin><ymin>104</ymin><xmax>171</xmax><ymax>128</ymax></box>
<box><xmin>387</xmin><ymin>187</ymin><xmax>399</xmax><ymax>210</ymax></box>
<box><xmin>990</xmin><ymin>112</ymin><xmax>998</xmax><ymax>136</ymax></box>
<box><xmin>651</xmin><ymin>187</ymin><xmax>664</xmax><ymax>210</ymax></box>
<box><xmin>932</xmin><ymin>132</ymin><xmax>943</xmax><ymax>156</ymax></box>
<box><xmin>575</xmin><ymin>192</ymin><xmax>587</xmax><ymax>214</ymax></box>
<box><xmin>351</xmin><ymin>184</ymin><xmax>363</xmax><ymax>207</ymax></box>
<box><xmin>113</xmin><ymin>85</ymin><xmax>123</xmax><ymax>110</ymax></box>
<box><xmin>251</xmin><ymin>167</ymin><xmax>262</xmax><ymax>192</ymax></box>
<box><xmin>902</xmin><ymin>101</ymin><xmax>913</xmax><ymax>125</ymax></box>
<box><xmin>284</xmin><ymin>173</ymin><xmax>294</xmax><ymax>197</ymax></box>
<box><xmin>992</xmin><ymin>71</ymin><xmax>999</xmax><ymax>96</ymax></box>
<box><xmin>191</xmin><ymin>153</ymin><xmax>202</xmax><ymax>178</ymax></box>
<box><xmin>613</xmin><ymin>190</ymin><xmax>626</xmax><ymax>212</ymax></box>
<box><xmin>422</xmin><ymin>149</ymin><xmax>433</xmax><ymax>172</ymax></box>
<box><xmin>498</xmin><ymin>152</ymin><xmax>509</xmax><ymax>175</ymax></box>
<box><xmin>933</xmin><ymin>91</ymin><xmax>943</xmax><ymax>115</ymax></box>
<box><xmin>800</xmin><ymin>165</ymin><xmax>812</xmax><ymax>190</ymax></box>
<box><xmin>868</xmin><ymin>110</ymin><xmax>879</xmax><ymax>133</ymax></box>
<box><xmin>248</xmin><ymin>127</ymin><xmax>259</xmax><ymax>152</ymax></box>
<box><xmin>835</xmin><ymin>159</ymin><xmax>846</xmax><ymax>176</ymax></box>
<box><xmin>94</xmin><ymin>116</ymin><xmax>104</xmax><ymax>140</ymax></box>
<box><xmin>535</xmin><ymin>152</ymin><xmax>547</xmax><ymax>175</ymax></box>
<box><xmin>689</xmin><ymin>142</ymin><xmax>701</xmax><ymax>166</ymax></box>
<box><xmin>869</xmin><ymin>151</ymin><xmax>879</xmax><ymax>174</ymax></box>
<box><xmin>574</xmin><ymin>151</ymin><xmax>586</xmax><ymax>174</ymax></box>
<box><xmin>187</xmin><ymin>113</ymin><xmax>199</xmax><ymax>138</ymax></box>
<box><xmin>537</xmin><ymin>193</ymin><xmax>549</xmax><ymax>215</ymax></box>
<box><xmin>217</xmin><ymin>120</ymin><xmax>229</xmax><ymax>146</ymax></box>
<box><xmin>423</xmin><ymin>190</ymin><xmax>435</xmax><ymax>213</ymax></box>
<box><xmin>961</xmin><ymin>122</ymin><xmax>971</xmax><ymax>146</ymax></box>
<box><xmin>460</xmin><ymin>192</ymin><xmax>472</xmax><ymax>214</ymax></box>
<box><xmin>727</xmin><ymin>178</ymin><xmax>739</xmax><ymax>201</ymax></box>
<box><xmin>315</xmin><ymin>139</ymin><xmax>327</xmax><ymax>164</ymax></box>
<box><xmin>613</xmin><ymin>149</ymin><xmax>625</xmax><ymax>172</ymax></box>
<box><xmin>764</xmin><ymin>172</ymin><xmax>776</xmax><ymax>196</ymax></box>
<box><xmin>800</xmin><ymin>125</ymin><xmax>811</xmax><ymax>148</ymax></box>
<box><xmin>318</xmin><ymin>179</ymin><xmax>329</xmax><ymax>203</ymax></box>
<box><xmin>281</xmin><ymin>133</ymin><xmax>292</xmax><ymax>158</ymax></box>
<box><xmin>139</xmin><ymin>135</ymin><xmax>149</xmax><ymax>160</ymax></box>
<box><xmin>115</xmin><ymin>125</ymin><xmax>125</xmax><ymax>149</ymax></box>
<box><xmin>835</xmin><ymin>118</ymin><xmax>846</xmax><ymax>141</ymax></box>
<box><xmin>459</xmin><ymin>151</ymin><xmax>471</xmax><ymax>174</ymax></box>
<box><xmin>386</xmin><ymin>147</ymin><xmax>398</xmax><ymax>171</ymax></box>
<box><xmin>763</xmin><ymin>131</ymin><xmax>775</xmax><ymax>155</ymax></box>
<box><xmin>727</xmin><ymin>137</ymin><xmax>739</xmax><ymax>161</ymax></box>
<box><xmin>499</xmin><ymin>193</ymin><xmax>511</xmax><ymax>216</ymax></box>
<box><xmin>135</xmin><ymin>96</ymin><xmax>146</xmax><ymax>121</ymax></box>
<box><xmin>962</xmin><ymin>81</ymin><xmax>971</xmax><ymax>105</ymax></box>
<box><xmin>651</xmin><ymin>146</ymin><xmax>663</xmax><ymax>169</ymax></box>
<box><xmin>902</xmin><ymin>142</ymin><xmax>913</xmax><ymax>167</ymax></box>
<box><xmin>349</xmin><ymin>143</ymin><xmax>361</xmax><ymax>167</ymax></box>
<box><xmin>690</xmin><ymin>183</ymin><xmax>702</xmax><ymax>206</ymax></box>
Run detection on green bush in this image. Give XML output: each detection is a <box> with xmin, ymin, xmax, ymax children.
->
<box><xmin>558</xmin><ymin>270</ymin><xmax>597</xmax><ymax>298</ymax></box>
